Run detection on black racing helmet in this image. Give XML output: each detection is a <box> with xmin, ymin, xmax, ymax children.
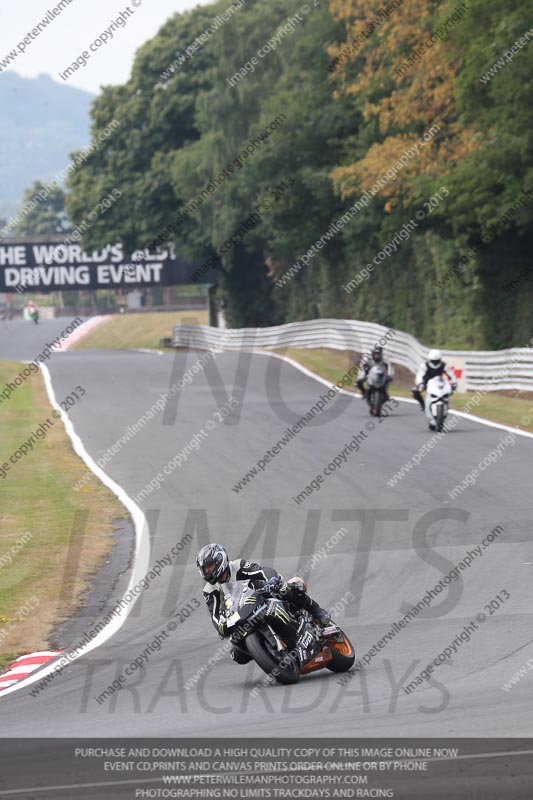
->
<box><xmin>372</xmin><ymin>345</ymin><xmax>383</xmax><ymax>362</ymax></box>
<box><xmin>196</xmin><ymin>543</ymin><xmax>230</xmax><ymax>585</ymax></box>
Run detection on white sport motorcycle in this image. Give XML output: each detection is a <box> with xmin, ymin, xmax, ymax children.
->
<box><xmin>425</xmin><ymin>375</ymin><xmax>453</xmax><ymax>432</ymax></box>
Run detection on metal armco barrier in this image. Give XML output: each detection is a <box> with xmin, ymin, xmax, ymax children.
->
<box><xmin>171</xmin><ymin>318</ymin><xmax>533</xmax><ymax>392</ymax></box>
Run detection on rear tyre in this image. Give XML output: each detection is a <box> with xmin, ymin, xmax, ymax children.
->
<box><xmin>245</xmin><ymin>631</ymin><xmax>300</xmax><ymax>685</ymax></box>
<box><xmin>326</xmin><ymin>635</ymin><xmax>356</xmax><ymax>672</ymax></box>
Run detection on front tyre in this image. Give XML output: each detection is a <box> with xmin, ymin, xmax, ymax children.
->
<box><xmin>326</xmin><ymin>634</ymin><xmax>356</xmax><ymax>672</ymax></box>
<box><xmin>245</xmin><ymin>631</ymin><xmax>300</xmax><ymax>685</ymax></box>
<box><xmin>436</xmin><ymin>404</ymin><xmax>445</xmax><ymax>432</ymax></box>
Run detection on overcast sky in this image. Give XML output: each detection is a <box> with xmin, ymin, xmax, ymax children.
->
<box><xmin>0</xmin><ymin>0</ymin><xmax>213</xmax><ymax>94</ymax></box>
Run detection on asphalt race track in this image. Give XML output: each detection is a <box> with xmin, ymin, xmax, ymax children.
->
<box><xmin>0</xmin><ymin>317</ymin><xmax>84</xmax><ymax>362</ymax></box>
<box><xmin>1</xmin><ymin>320</ymin><xmax>533</xmax><ymax>745</ymax></box>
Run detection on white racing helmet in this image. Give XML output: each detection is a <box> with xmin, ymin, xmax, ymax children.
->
<box><xmin>428</xmin><ymin>349</ymin><xmax>443</xmax><ymax>368</ymax></box>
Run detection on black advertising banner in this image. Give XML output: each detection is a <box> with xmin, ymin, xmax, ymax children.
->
<box><xmin>0</xmin><ymin>238</ymin><xmax>219</xmax><ymax>291</ymax></box>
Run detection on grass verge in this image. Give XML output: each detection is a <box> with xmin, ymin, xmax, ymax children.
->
<box><xmin>0</xmin><ymin>361</ymin><xmax>127</xmax><ymax>665</ymax></box>
<box><xmin>277</xmin><ymin>348</ymin><xmax>533</xmax><ymax>433</ymax></box>
<box><xmin>73</xmin><ymin>310</ymin><xmax>208</xmax><ymax>351</ymax></box>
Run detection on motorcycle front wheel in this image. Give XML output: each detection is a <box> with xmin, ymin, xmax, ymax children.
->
<box><xmin>245</xmin><ymin>631</ymin><xmax>300</xmax><ymax>685</ymax></box>
<box><xmin>436</xmin><ymin>404</ymin><xmax>445</xmax><ymax>432</ymax></box>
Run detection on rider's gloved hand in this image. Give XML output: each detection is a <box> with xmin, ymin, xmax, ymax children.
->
<box><xmin>260</xmin><ymin>576</ymin><xmax>283</xmax><ymax>595</ymax></box>
<box><xmin>451</xmin><ymin>382</ymin><xmax>458</xmax><ymax>392</ymax></box>
<box><xmin>313</xmin><ymin>608</ymin><xmax>332</xmax><ymax>627</ymax></box>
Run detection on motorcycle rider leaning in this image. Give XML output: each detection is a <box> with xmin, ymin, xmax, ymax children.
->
<box><xmin>196</xmin><ymin>543</ymin><xmax>332</xmax><ymax>665</ymax></box>
<box><xmin>412</xmin><ymin>349</ymin><xmax>457</xmax><ymax>412</ymax></box>
<box><xmin>356</xmin><ymin>345</ymin><xmax>393</xmax><ymax>403</ymax></box>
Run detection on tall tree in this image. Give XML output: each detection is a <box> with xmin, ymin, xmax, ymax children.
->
<box><xmin>65</xmin><ymin>0</ymin><xmax>533</xmax><ymax>346</ymax></box>
<box><xmin>12</xmin><ymin>181</ymin><xmax>70</xmax><ymax>235</ymax></box>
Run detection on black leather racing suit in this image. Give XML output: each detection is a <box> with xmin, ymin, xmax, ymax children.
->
<box><xmin>356</xmin><ymin>355</ymin><xmax>393</xmax><ymax>402</ymax></box>
<box><xmin>203</xmin><ymin>559</ymin><xmax>323</xmax><ymax>664</ymax></box>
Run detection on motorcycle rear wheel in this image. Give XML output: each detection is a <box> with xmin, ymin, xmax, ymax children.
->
<box><xmin>326</xmin><ymin>634</ymin><xmax>356</xmax><ymax>672</ymax></box>
<box><xmin>245</xmin><ymin>631</ymin><xmax>300</xmax><ymax>685</ymax></box>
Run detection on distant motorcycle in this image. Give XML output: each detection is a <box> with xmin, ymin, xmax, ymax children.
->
<box><xmin>425</xmin><ymin>375</ymin><xmax>453</xmax><ymax>431</ymax></box>
<box><xmin>24</xmin><ymin>306</ymin><xmax>39</xmax><ymax>324</ymax></box>
<box><xmin>225</xmin><ymin>583</ymin><xmax>355</xmax><ymax>685</ymax></box>
<box><xmin>366</xmin><ymin>364</ymin><xmax>389</xmax><ymax>417</ymax></box>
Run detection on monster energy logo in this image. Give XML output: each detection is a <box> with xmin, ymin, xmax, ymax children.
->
<box><xmin>270</xmin><ymin>602</ymin><xmax>292</xmax><ymax>625</ymax></box>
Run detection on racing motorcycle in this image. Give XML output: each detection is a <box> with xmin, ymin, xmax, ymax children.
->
<box><xmin>225</xmin><ymin>583</ymin><xmax>355</xmax><ymax>685</ymax></box>
<box><xmin>425</xmin><ymin>374</ymin><xmax>453</xmax><ymax>432</ymax></box>
<box><xmin>366</xmin><ymin>364</ymin><xmax>389</xmax><ymax>418</ymax></box>
<box><xmin>24</xmin><ymin>305</ymin><xmax>39</xmax><ymax>324</ymax></box>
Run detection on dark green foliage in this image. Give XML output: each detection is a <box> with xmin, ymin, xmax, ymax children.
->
<box><xmin>64</xmin><ymin>0</ymin><xmax>532</xmax><ymax>346</ymax></box>
<box><xmin>11</xmin><ymin>181</ymin><xmax>70</xmax><ymax>235</ymax></box>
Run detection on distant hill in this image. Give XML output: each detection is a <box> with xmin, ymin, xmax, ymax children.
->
<box><xmin>0</xmin><ymin>73</ymin><xmax>93</xmax><ymax>218</ymax></box>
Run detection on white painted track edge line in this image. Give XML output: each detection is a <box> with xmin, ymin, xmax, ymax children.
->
<box><xmin>59</xmin><ymin>315</ymin><xmax>111</xmax><ymax>351</ymax></box>
<box><xmin>0</xmin><ymin>364</ymin><xmax>151</xmax><ymax>698</ymax></box>
<box><xmin>129</xmin><ymin>348</ymin><xmax>165</xmax><ymax>355</ymax></box>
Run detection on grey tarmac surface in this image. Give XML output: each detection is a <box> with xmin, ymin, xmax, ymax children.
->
<box><xmin>1</xmin><ymin>323</ymin><xmax>532</xmax><ymax>748</ymax></box>
<box><xmin>0</xmin><ymin>317</ymin><xmax>84</xmax><ymax>362</ymax></box>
